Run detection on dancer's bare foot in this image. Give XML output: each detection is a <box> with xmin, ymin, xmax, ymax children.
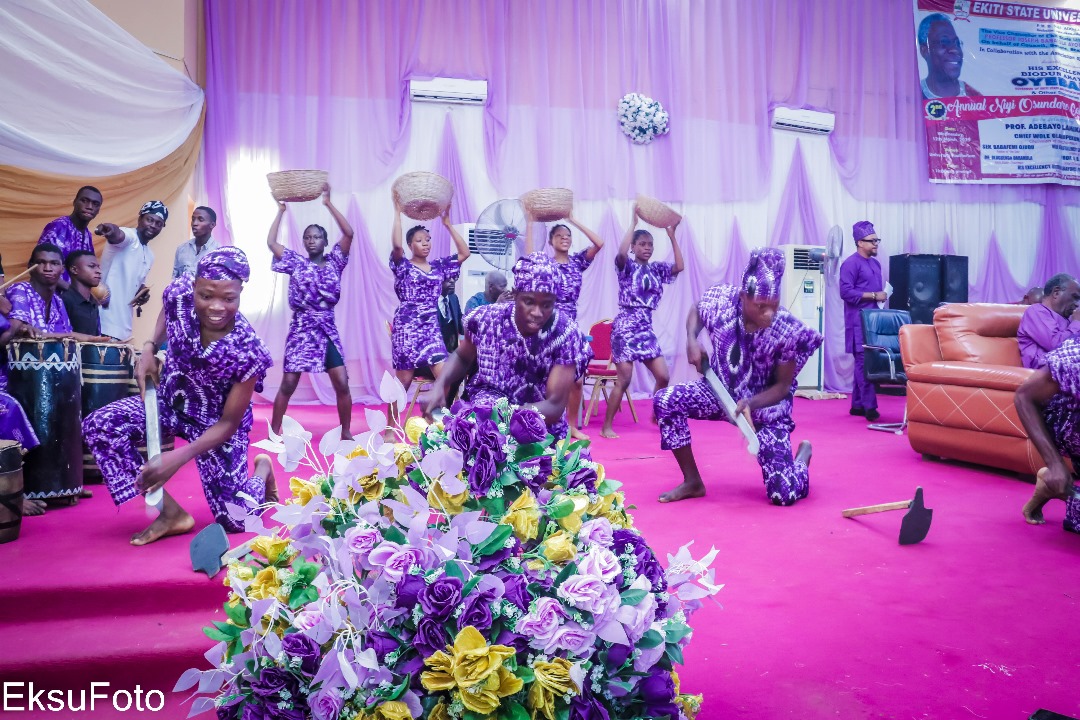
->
<box><xmin>382</xmin><ymin>428</ymin><xmax>399</xmax><ymax>445</ymax></box>
<box><xmin>255</xmin><ymin>454</ymin><xmax>278</xmax><ymax>504</ymax></box>
<box><xmin>131</xmin><ymin>508</ymin><xmax>195</xmax><ymax>546</ymax></box>
<box><xmin>1022</xmin><ymin>472</ymin><xmax>1054</xmax><ymax>525</ymax></box>
<box><xmin>599</xmin><ymin>424</ymin><xmax>619</xmax><ymax>439</ymax></box>
<box><xmin>341</xmin><ymin>431</ymin><xmax>354</xmax><ymax>441</ymax></box>
<box><xmin>21</xmin><ymin>497</ymin><xmax>45</xmax><ymax>516</ymax></box>
<box><xmin>658</xmin><ymin>479</ymin><xmax>706</xmax><ymax>503</ymax></box>
<box><xmin>569</xmin><ymin>426</ymin><xmax>590</xmax><ymax>441</ymax></box>
<box><xmin>795</xmin><ymin>440</ymin><xmax>812</xmax><ymax>467</ymax></box>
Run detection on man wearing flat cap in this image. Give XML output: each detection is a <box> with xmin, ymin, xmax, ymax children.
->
<box><xmin>94</xmin><ymin>200</ymin><xmax>167</xmax><ymax>342</ymax></box>
<box><xmin>839</xmin><ymin>220</ymin><xmax>886</xmax><ymax>422</ymax></box>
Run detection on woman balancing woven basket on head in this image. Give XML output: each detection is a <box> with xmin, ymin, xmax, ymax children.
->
<box><xmin>266</xmin><ymin>183</ymin><xmax>355</xmax><ymax>441</ymax></box>
<box><xmin>523</xmin><ymin>208</ymin><xmax>604</xmax><ymax>440</ymax></box>
<box><xmin>387</xmin><ymin>192</ymin><xmax>469</xmax><ymax>435</ymax></box>
<box><xmin>600</xmin><ymin>202</ymin><xmax>684</xmax><ymax>439</ymax></box>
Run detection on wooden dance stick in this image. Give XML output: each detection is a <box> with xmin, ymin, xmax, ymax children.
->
<box><xmin>0</xmin><ymin>264</ymin><xmax>38</xmax><ymax>293</ymax></box>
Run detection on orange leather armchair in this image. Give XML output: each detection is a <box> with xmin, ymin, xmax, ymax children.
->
<box><xmin>899</xmin><ymin>303</ymin><xmax>1044</xmax><ymax>476</ymax></box>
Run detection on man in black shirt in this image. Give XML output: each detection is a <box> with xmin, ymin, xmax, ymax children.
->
<box><xmin>59</xmin><ymin>250</ymin><xmax>103</xmax><ymax>336</ymax></box>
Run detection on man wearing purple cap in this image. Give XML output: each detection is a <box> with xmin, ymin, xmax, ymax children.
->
<box><xmin>653</xmin><ymin>248</ymin><xmax>822</xmax><ymax>505</ymax></box>
<box><xmin>427</xmin><ymin>252</ymin><xmax>584</xmax><ymax>440</ymax></box>
<box><xmin>840</xmin><ymin>221</ymin><xmax>886</xmax><ymax>422</ymax></box>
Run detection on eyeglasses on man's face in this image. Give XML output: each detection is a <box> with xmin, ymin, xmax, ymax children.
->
<box><xmin>860</xmin><ymin>238</ymin><xmax>882</xmax><ymax>245</ymax></box>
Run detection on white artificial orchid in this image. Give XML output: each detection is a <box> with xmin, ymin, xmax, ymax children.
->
<box><xmin>253</xmin><ymin>415</ymin><xmax>312</xmax><ymax>472</ymax></box>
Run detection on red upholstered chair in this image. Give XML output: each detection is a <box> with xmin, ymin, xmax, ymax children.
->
<box><xmin>385</xmin><ymin>321</ymin><xmax>434</xmax><ymax>418</ymax></box>
<box><xmin>582</xmin><ymin>320</ymin><xmax>638</xmax><ymax>426</ymax></box>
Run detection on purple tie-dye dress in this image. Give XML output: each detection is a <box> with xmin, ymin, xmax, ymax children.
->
<box><xmin>611</xmin><ymin>259</ymin><xmax>674</xmax><ymax>364</ymax></box>
<box><xmin>554</xmin><ymin>250</ymin><xmax>595</xmax><ymax>378</ymax></box>
<box><xmin>272</xmin><ymin>245</ymin><xmax>349</xmax><ymax>373</ymax></box>
<box><xmin>463</xmin><ymin>302</ymin><xmax>584</xmax><ymax>438</ymax></box>
<box><xmin>390</xmin><ymin>255</ymin><xmax>460</xmax><ymax>371</ymax></box>
<box><xmin>653</xmin><ymin>284</ymin><xmax>823</xmax><ymax>505</ymax></box>
<box><xmin>83</xmin><ymin>275</ymin><xmax>274</xmax><ymax>531</ymax></box>
<box><xmin>1042</xmin><ymin>337</ymin><xmax>1080</xmax><ymax>533</ymax></box>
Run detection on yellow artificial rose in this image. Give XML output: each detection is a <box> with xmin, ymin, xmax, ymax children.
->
<box><xmin>428</xmin><ymin>482</ymin><xmax>470</xmax><ymax>517</ymax></box>
<box><xmin>421</xmin><ymin>626</ymin><xmax>517</xmax><ymax>700</ymax></box>
<box><xmin>374</xmin><ymin>701</ymin><xmax>411</xmax><ymax>720</ymax></box>
<box><xmin>225</xmin><ymin>563</ymin><xmax>254</xmax><ymax>587</ymax></box>
<box><xmin>502</xmin><ymin>488</ymin><xmax>540</xmax><ymax>541</ymax></box>
<box><xmin>587</xmin><ymin>491</ymin><xmax>632</xmax><ymax>528</ymax></box>
<box><xmin>526</xmin><ymin>559</ymin><xmax>546</xmax><ymax>572</ymax></box>
<box><xmin>542</xmin><ymin>531</ymin><xmax>577</xmax><ymax>564</ymax></box>
<box><xmin>403</xmin><ymin>416</ymin><xmax>429</xmax><ymax>444</ymax></box>
<box><xmin>461</xmin><ymin>665</ymin><xmax>523</xmax><ymax>714</ymax></box>
<box><xmin>248</xmin><ymin>566</ymin><xmax>282</xmax><ymax>601</ymax></box>
<box><xmin>529</xmin><ymin>658</ymin><xmax>577</xmax><ymax>720</ymax></box>
<box><xmin>420</xmin><ymin>650</ymin><xmax>456</xmax><ymax>692</ymax></box>
<box><xmin>357</xmin><ymin>471</ymin><xmax>386</xmax><ymax>501</ymax></box>
<box><xmin>250</xmin><ymin>535</ymin><xmax>292</xmax><ymax>565</ymax></box>
<box><xmin>555</xmin><ymin>495</ymin><xmax>590</xmax><ymax>534</ymax></box>
<box><xmin>427</xmin><ymin>702</ymin><xmax>451</xmax><ymax>720</ymax></box>
<box><xmin>393</xmin><ymin>443</ymin><xmax>415</xmax><ymax>474</ymax></box>
<box><xmin>345</xmin><ymin>446</ymin><xmax>369</xmax><ymax>460</ymax></box>
<box><xmin>289</xmin><ymin>477</ymin><xmax>321</xmax><ymax>505</ymax></box>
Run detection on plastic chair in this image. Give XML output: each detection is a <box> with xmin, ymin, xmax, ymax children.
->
<box><xmin>860</xmin><ymin>308</ymin><xmax>911</xmax><ymax>434</ymax></box>
<box><xmin>385</xmin><ymin>321</ymin><xmax>435</xmax><ymax>418</ymax></box>
<box><xmin>582</xmin><ymin>320</ymin><xmax>638</xmax><ymax>426</ymax></box>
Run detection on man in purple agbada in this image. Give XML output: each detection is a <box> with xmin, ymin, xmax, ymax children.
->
<box><xmin>839</xmin><ymin>220</ymin><xmax>886</xmax><ymax>422</ymax></box>
<box><xmin>267</xmin><ymin>185</ymin><xmax>356</xmax><ymax>440</ymax></box>
<box><xmin>83</xmin><ymin>247</ymin><xmax>277</xmax><ymax>547</ymax></box>
<box><xmin>1017</xmin><ymin>273</ymin><xmax>1080</xmax><ymax>370</ymax></box>
<box><xmin>38</xmin><ymin>186</ymin><xmax>102</xmax><ymax>286</ymax></box>
<box><xmin>653</xmin><ymin>248</ymin><xmax>822</xmax><ymax>505</ymax></box>
<box><xmin>1015</xmin><ymin>337</ymin><xmax>1080</xmax><ymax>533</ymax></box>
<box><xmin>427</xmin><ymin>252</ymin><xmax>584</xmax><ymax>440</ymax></box>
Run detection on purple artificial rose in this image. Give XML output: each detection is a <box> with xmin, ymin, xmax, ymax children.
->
<box><xmin>577</xmin><ymin>546</ymin><xmax>621</xmax><ymax>583</ymax></box>
<box><xmin>569</xmin><ymin>689</ymin><xmax>611</xmax><ymax>720</ymax></box>
<box><xmin>564</xmin><ymin>465</ymin><xmax>598</xmax><ymax>492</ymax></box>
<box><xmin>577</xmin><ymin>518</ymin><xmax>614</xmax><ymax>548</ymax></box>
<box><xmin>414</xmin><ymin>615</ymin><xmax>451</xmax><ymax>659</ymax></box>
<box><xmin>509</xmin><ymin>408</ymin><xmax>547</xmax><ymax>444</ymax></box>
<box><xmin>308</xmin><ymin>688</ymin><xmax>344</xmax><ymax>720</ymax></box>
<box><xmin>365</xmin><ymin>630</ymin><xmax>400</xmax><ymax>660</ymax></box>
<box><xmin>445</xmin><ymin>413</ymin><xmax>476</xmax><ymax>454</ymax></box>
<box><xmin>639</xmin><ymin>670</ymin><xmax>679</xmax><ymax>719</ymax></box>
<box><xmin>501</xmin><ymin>574</ymin><xmax>530</xmax><ymax>612</ymax></box>
<box><xmin>617</xmin><ymin>591</ymin><xmax>657</xmax><ymax>643</ymax></box>
<box><xmin>549</xmin><ymin>621</ymin><xmax>597</xmax><ymax>657</ymax></box>
<box><xmin>518</xmin><ymin>454</ymin><xmax>553</xmax><ymax>492</ymax></box>
<box><xmin>472</xmin><ymin>418</ymin><xmax>507</xmax><ymax>463</ymax></box>
<box><xmin>496</xmin><ymin>628</ymin><xmax>529</xmax><ymax>656</ymax></box>
<box><xmin>419</xmin><ymin>575</ymin><xmax>463</xmax><ymax>621</ymax></box>
<box><xmin>515</xmin><ymin>596</ymin><xmax>565</xmax><ymax>649</ymax></box>
<box><xmin>556</xmin><ymin>574</ymin><xmax>609</xmax><ymax>614</ymax></box>
<box><xmin>467</xmin><ymin>445</ymin><xmax>500</xmax><ymax>497</ymax></box>
<box><xmin>612</xmin><ymin>530</ymin><xmax>667</xmax><ymax>594</ymax></box>
<box><xmin>267</xmin><ymin>706</ymin><xmax>307</xmax><ymax>720</ymax></box>
<box><xmin>395</xmin><ymin>574</ymin><xmax>426</xmax><ymax>609</ymax></box>
<box><xmin>605</xmin><ymin>643</ymin><xmax>631</xmax><ymax>669</ymax></box>
<box><xmin>281</xmin><ymin>632</ymin><xmax>322</xmax><ymax>675</ymax></box>
<box><xmin>240</xmin><ymin>704</ymin><xmax>267</xmax><ymax>720</ymax></box>
<box><xmin>343</xmin><ymin>524</ymin><xmax>382</xmax><ymax>570</ymax></box>
<box><xmin>458</xmin><ymin>589</ymin><xmax>496</xmax><ymax>631</ymax></box>
<box><xmin>475</xmin><ymin>535</ymin><xmax>519</xmax><ymax>572</ymax></box>
<box><xmin>249</xmin><ymin>667</ymin><xmax>295</xmax><ymax>699</ymax></box>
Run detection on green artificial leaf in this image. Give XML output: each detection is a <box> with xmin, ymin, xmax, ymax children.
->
<box><xmin>462</xmin><ymin>575</ymin><xmax>482</xmax><ymax>596</ymax></box>
<box><xmin>555</xmin><ymin>709</ymin><xmax>569</xmax><ymax>720</ymax></box>
<box><xmin>475</xmin><ymin>523</ymin><xmax>513</xmax><ymax>557</ymax></box>
<box><xmin>481</xmin><ymin>494</ymin><xmax>506</xmax><ymax>516</ymax></box>
<box><xmin>608</xmin><ymin>679</ymin><xmax>635</xmax><ymax>693</ymax></box>
<box><xmin>444</xmin><ymin>561</ymin><xmax>465</xmax><ymax>580</ymax></box>
<box><xmin>294</xmin><ymin>561</ymin><xmax>320</xmax><ymax>584</ymax></box>
<box><xmin>547</xmin><ymin>497</ymin><xmax>576</xmax><ymax>519</ymax></box>
<box><xmin>502</xmin><ymin>701</ymin><xmax>530</xmax><ymax>720</ymax></box>
<box><xmin>516</xmin><ymin>667</ymin><xmax>535</xmax><ymax>684</ymax></box>
<box><xmin>515</xmin><ymin>442</ymin><xmax>546</xmax><ymax>461</ymax></box>
<box><xmin>383</xmin><ymin>525</ymin><xmax>408</xmax><ymax>544</ymax></box>
<box><xmin>554</xmin><ymin>561</ymin><xmax>579</xmax><ymax>586</ymax></box>
<box><xmin>387</xmin><ymin>674</ymin><xmax>410</xmax><ymax>700</ymax></box>
<box><xmin>665</xmin><ymin>644</ymin><xmax>685</xmax><ymax>665</ymax></box>
<box><xmin>464</xmin><ymin>712</ymin><xmax>488</xmax><ymax>720</ymax></box>
<box><xmin>620</xmin><ymin>589</ymin><xmax>648</xmax><ymax>606</ymax></box>
<box><xmin>408</xmin><ymin>468</ymin><xmax>426</xmax><ymax>485</ymax></box>
<box><xmin>224</xmin><ymin>602</ymin><xmax>250</xmax><ymax>627</ymax></box>
<box><xmin>596</xmin><ymin>478</ymin><xmax>623</xmax><ymax>495</ymax></box>
<box><xmin>203</xmin><ymin>626</ymin><xmax>234</xmax><ymax>643</ymax></box>
<box><xmin>499</xmin><ymin>468</ymin><xmax>520</xmax><ymax>487</ymax></box>
<box><xmin>565</xmin><ymin>439</ymin><xmax>589</xmax><ymax>454</ymax></box>
<box><xmin>664</xmin><ymin>623</ymin><xmax>692</xmax><ymax>644</ymax></box>
<box><xmin>638</xmin><ymin>628</ymin><xmax>665</xmax><ymax>649</ymax></box>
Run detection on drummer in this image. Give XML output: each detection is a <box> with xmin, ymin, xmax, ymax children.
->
<box><xmin>59</xmin><ymin>250</ymin><xmax>103</xmax><ymax>336</ymax></box>
<box><xmin>0</xmin><ymin>313</ymin><xmax>41</xmax><ymax>517</ymax></box>
<box><xmin>5</xmin><ymin>244</ymin><xmax>107</xmax><ymax>344</ymax></box>
<box><xmin>652</xmin><ymin>248</ymin><xmax>822</xmax><ymax>505</ymax></box>
<box><xmin>83</xmin><ymin>247</ymin><xmax>277</xmax><ymax>546</ymax></box>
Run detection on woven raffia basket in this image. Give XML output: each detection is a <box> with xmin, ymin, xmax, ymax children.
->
<box><xmin>267</xmin><ymin>170</ymin><xmax>329</xmax><ymax>203</ymax></box>
<box><xmin>520</xmin><ymin>188</ymin><xmax>573</xmax><ymax>222</ymax></box>
<box><xmin>635</xmin><ymin>194</ymin><xmax>681</xmax><ymax>228</ymax></box>
<box><xmin>392</xmin><ymin>172</ymin><xmax>454</xmax><ymax>221</ymax></box>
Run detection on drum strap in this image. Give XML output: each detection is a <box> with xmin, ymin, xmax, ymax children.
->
<box><xmin>0</xmin><ymin>490</ymin><xmax>22</xmax><ymax>528</ymax></box>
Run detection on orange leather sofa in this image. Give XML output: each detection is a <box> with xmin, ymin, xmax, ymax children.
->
<box><xmin>898</xmin><ymin>303</ymin><xmax>1043</xmax><ymax>476</ymax></box>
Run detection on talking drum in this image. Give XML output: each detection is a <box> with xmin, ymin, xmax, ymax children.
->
<box><xmin>80</xmin><ymin>342</ymin><xmax>136</xmax><ymax>482</ymax></box>
<box><xmin>127</xmin><ymin>349</ymin><xmax>176</xmax><ymax>458</ymax></box>
<box><xmin>6</xmin><ymin>339</ymin><xmax>83</xmax><ymax>502</ymax></box>
<box><xmin>0</xmin><ymin>440</ymin><xmax>25</xmax><ymax>543</ymax></box>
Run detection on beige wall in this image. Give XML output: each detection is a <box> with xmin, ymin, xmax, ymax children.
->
<box><xmin>88</xmin><ymin>0</ymin><xmax>203</xmax><ymax>340</ymax></box>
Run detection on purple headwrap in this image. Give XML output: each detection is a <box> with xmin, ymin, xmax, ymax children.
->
<box><xmin>139</xmin><ymin>200</ymin><xmax>168</xmax><ymax>223</ymax></box>
<box><xmin>853</xmin><ymin>220</ymin><xmax>876</xmax><ymax>242</ymax></box>
<box><xmin>196</xmin><ymin>246</ymin><xmax>250</xmax><ymax>283</ymax></box>
<box><xmin>512</xmin><ymin>252</ymin><xmax>558</xmax><ymax>295</ymax></box>
<box><xmin>741</xmin><ymin>247</ymin><xmax>785</xmax><ymax>300</ymax></box>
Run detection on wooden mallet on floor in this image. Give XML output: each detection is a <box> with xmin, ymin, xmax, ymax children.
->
<box><xmin>841</xmin><ymin>486</ymin><xmax>933</xmax><ymax>545</ymax></box>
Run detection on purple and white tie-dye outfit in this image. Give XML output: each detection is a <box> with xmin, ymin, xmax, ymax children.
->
<box><xmin>0</xmin><ymin>315</ymin><xmax>40</xmax><ymax>450</ymax></box>
<box><xmin>553</xmin><ymin>251</ymin><xmax>595</xmax><ymax>378</ymax></box>
<box><xmin>272</xmin><ymin>245</ymin><xmax>349</xmax><ymax>373</ymax></box>
<box><xmin>653</xmin><ymin>284</ymin><xmax>823</xmax><ymax>505</ymax></box>
<box><xmin>463</xmin><ymin>302</ymin><xmax>584</xmax><ymax>439</ymax></box>
<box><xmin>390</xmin><ymin>255</ymin><xmax>460</xmax><ymax>371</ymax></box>
<box><xmin>1</xmin><ymin>282</ymin><xmax>73</xmax><ymax>390</ymax></box>
<box><xmin>611</xmin><ymin>259</ymin><xmax>674</xmax><ymax>364</ymax></box>
<box><xmin>83</xmin><ymin>274</ymin><xmax>273</xmax><ymax>531</ymax></box>
<box><xmin>1042</xmin><ymin>337</ymin><xmax>1080</xmax><ymax>533</ymax></box>
<box><xmin>38</xmin><ymin>216</ymin><xmax>94</xmax><ymax>283</ymax></box>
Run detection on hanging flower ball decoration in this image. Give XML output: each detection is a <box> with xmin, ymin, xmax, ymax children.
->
<box><xmin>618</xmin><ymin>92</ymin><xmax>670</xmax><ymax>145</ymax></box>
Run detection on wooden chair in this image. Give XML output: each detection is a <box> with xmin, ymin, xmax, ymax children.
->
<box><xmin>385</xmin><ymin>321</ymin><xmax>435</xmax><ymax>418</ymax></box>
<box><xmin>581</xmin><ymin>319</ymin><xmax>638</xmax><ymax>426</ymax></box>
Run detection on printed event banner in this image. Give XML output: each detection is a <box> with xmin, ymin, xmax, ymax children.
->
<box><xmin>914</xmin><ymin>0</ymin><xmax>1080</xmax><ymax>185</ymax></box>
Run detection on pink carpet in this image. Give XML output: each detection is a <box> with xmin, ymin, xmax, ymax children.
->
<box><xmin>3</xmin><ymin>395</ymin><xmax>1078</xmax><ymax>719</ymax></box>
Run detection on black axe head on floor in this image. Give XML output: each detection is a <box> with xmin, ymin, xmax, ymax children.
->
<box><xmin>841</xmin><ymin>486</ymin><xmax>933</xmax><ymax>545</ymax></box>
<box><xmin>191</xmin><ymin>523</ymin><xmax>255</xmax><ymax>577</ymax></box>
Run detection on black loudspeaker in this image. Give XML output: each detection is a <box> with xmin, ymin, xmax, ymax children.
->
<box><xmin>889</xmin><ymin>254</ymin><xmax>943</xmax><ymax>324</ymax></box>
<box><xmin>942</xmin><ymin>255</ymin><xmax>969</xmax><ymax>302</ymax></box>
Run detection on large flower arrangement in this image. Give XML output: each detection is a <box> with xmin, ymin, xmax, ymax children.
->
<box><xmin>618</xmin><ymin>93</ymin><xmax>670</xmax><ymax>145</ymax></box>
<box><xmin>177</xmin><ymin>379</ymin><xmax>720</xmax><ymax>720</ymax></box>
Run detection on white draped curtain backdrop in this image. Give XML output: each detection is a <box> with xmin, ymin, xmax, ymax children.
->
<box><xmin>199</xmin><ymin>0</ymin><xmax>1080</xmax><ymax>405</ymax></box>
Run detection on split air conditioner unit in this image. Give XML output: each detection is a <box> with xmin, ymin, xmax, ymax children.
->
<box><xmin>771</xmin><ymin>107</ymin><xmax>835</xmax><ymax>135</ymax></box>
<box><xmin>409</xmin><ymin>77</ymin><xmax>488</xmax><ymax>105</ymax></box>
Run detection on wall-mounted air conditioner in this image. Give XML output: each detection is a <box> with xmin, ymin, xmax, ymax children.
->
<box><xmin>409</xmin><ymin>77</ymin><xmax>488</xmax><ymax>105</ymax></box>
<box><xmin>771</xmin><ymin>107</ymin><xmax>835</xmax><ymax>135</ymax></box>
